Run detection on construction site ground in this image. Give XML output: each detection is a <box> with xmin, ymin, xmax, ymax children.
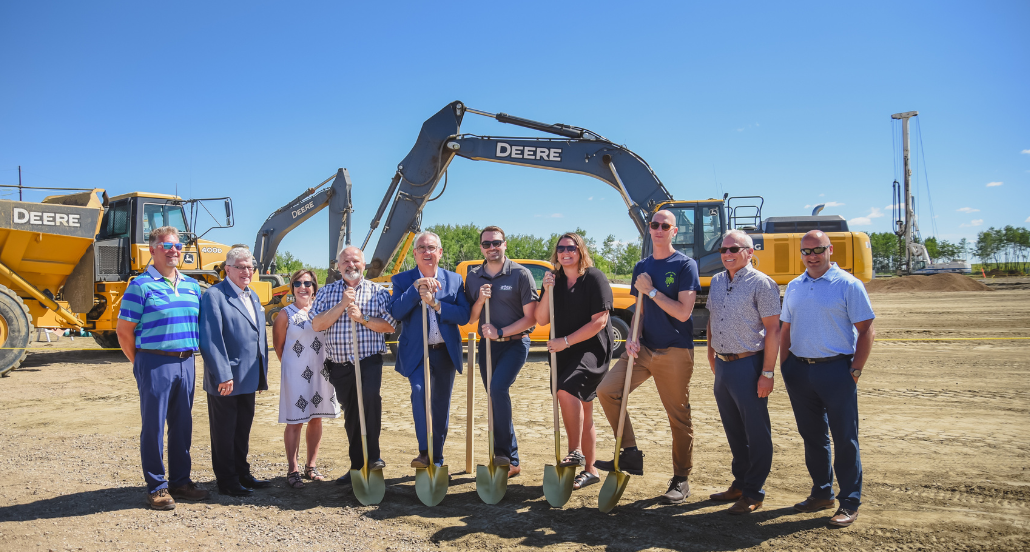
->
<box><xmin>1</xmin><ymin>278</ymin><xmax>1028</xmax><ymax>551</ymax></box>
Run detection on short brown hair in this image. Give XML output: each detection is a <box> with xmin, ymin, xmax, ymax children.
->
<box><xmin>289</xmin><ymin>269</ymin><xmax>319</xmax><ymax>296</ymax></box>
<box><xmin>480</xmin><ymin>225</ymin><xmax>505</xmax><ymax>242</ymax></box>
<box><xmin>549</xmin><ymin>232</ymin><xmax>594</xmax><ymax>277</ymax></box>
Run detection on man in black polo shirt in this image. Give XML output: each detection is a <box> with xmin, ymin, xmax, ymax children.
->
<box><xmin>466</xmin><ymin>225</ymin><xmax>538</xmax><ymax>478</ymax></box>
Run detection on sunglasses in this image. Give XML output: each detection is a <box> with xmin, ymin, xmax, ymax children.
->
<box><xmin>719</xmin><ymin>246</ymin><xmax>748</xmax><ymax>254</ymax></box>
<box><xmin>160</xmin><ymin>242</ymin><xmax>183</xmax><ymax>251</ymax></box>
<box><xmin>555</xmin><ymin>245</ymin><xmax>578</xmax><ymax>253</ymax></box>
<box><xmin>292</xmin><ymin>281</ymin><xmax>314</xmax><ymax>288</ymax></box>
<box><xmin>481</xmin><ymin>240</ymin><xmax>505</xmax><ymax>249</ymax></box>
<box><xmin>800</xmin><ymin>246</ymin><xmax>829</xmax><ymax>256</ymax></box>
<box><xmin>649</xmin><ymin>222</ymin><xmax>673</xmax><ymax>231</ymax></box>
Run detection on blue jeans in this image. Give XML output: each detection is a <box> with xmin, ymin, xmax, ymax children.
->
<box><xmin>408</xmin><ymin>347</ymin><xmax>456</xmax><ymax>465</ymax></box>
<box><xmin>134</xmin><ymin>352</ymin><xmax>196</xmax><ymax>492</ymax></box>
<box><xmin>713</xmin><ymin>353</ymin><xmax>773</xmax><ymax>501</ymax></box>
<box><xmin>781</xmin><ymin>353</ymin><xmax>862</xmax><ymax>510</ymax></box>
<box><xmin>478</xmin><ymin>336</ymin><xmax>530</xmax><ymax>466</ymax></box>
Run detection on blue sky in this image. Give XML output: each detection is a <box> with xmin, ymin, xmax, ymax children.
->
<box><xmin>2</xmin><ymin>1</ymin><xmax>1027</xmax><ymax>266</ymax></box>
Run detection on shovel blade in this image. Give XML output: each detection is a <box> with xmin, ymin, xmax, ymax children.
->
<box><xmin>543</xmin><ymin>463</ymin><xmax>576</xmax><ymax>508</ymax></box>
<box><xmin>350</xmin><ymin>467</ymin><xmax>386</xmax><ymax>505</ymax></box>
<box><xmin>475</xmin><ymin>464</ymin><xmax>508</xmax><ymax>504</ymax></box>
<box><xmin>415</xmin><ymin>464</ymin><xmax>449</xmax><ymax>507</ymax></box>
<box><xmin>597</xmin><ymin>470</ymin><xmax>631</xmax><ymax>513</ymax></box>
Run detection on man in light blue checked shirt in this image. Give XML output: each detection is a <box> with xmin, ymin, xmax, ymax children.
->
<box><xmin>780</xmin><ymin>230</ymin><xmax>875</xmax><ymax>528</ymax></box>
<box><xmin>312</xmin><ymin>246</ymin><xmax>396</xmax><ymax>484</ymax></box>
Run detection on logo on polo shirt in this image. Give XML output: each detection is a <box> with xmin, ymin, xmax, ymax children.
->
<box><xmin>665</xmin><ymin>272</ymin><xmax>676</xmax><ymax>286</ymax></box>
<box><xmin>500</xmin><ymin>284</ymin><xmax>513</xmax><ymax>291</ymax></box>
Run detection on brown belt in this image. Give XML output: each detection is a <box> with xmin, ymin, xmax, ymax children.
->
<box><xmin>792</xmin><ymin>353</ymin><xmax>851</xmax><ymax>364</ymax></box>
<box><xmin>715</xmin><ymin>350</ymin><xmax>760</xmax><ymax>362</ymax></box>
<box><xmin>493</xmin><ymin>333</ymin><xmax>529</xmax><ymax>342</ymax></box>
<box><xmin>427</xmin><ymin>342</ymin><xmax>447</xmax><ymax>350</ymax></box>
<box><xmin>137</xmin><ymin>348</ymin><xmax>196</xmax><ymax>359</ymax></box>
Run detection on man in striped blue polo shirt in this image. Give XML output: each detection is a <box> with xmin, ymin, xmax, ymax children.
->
<box><xmin>117</xmin><ymin>226</ymin><xmax>210</xmax><ymax>510</ymax></box>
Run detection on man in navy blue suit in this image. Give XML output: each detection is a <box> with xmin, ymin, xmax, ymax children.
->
<box><xmin>390</xmin><ymin>231</ymin><xmax>471</xmax><ymax>468</ymax></box>
<box><xmin>200</xmin><ymin>247</ymin><xmax>270</xmax><ymax>497</ymax></box>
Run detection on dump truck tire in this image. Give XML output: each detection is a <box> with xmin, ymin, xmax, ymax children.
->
<box><xmin>610</xmin><ymin>316</ymin><xmax>630</xmax><ymax>359</ymax></box>
<box><xmin>0</xmin><ymin>285</ymin><xmax>33</xmax><ymax>377</ymax></box>
<box><xmin>266</xmin><ymin>306</ymin><xmax>283</xmax><ymax>326</ymax></box>
<box><xmin>92</xmin><ymin>331</ymin><xmax>122</xmax><ymax>351</ymax></box>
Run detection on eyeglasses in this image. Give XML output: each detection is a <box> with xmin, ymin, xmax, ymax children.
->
<box><xmin>230</xmin><ymin>265</ymin><xmax>256</xmax><ymax>273</ymax></box>
<box><xmin>800</xmin><ymin>246</ymin><xmax>829</xmax><ymax>256</ymax></box>
<box><xmin>555</xmin><ymin>245</ymin><xmax>578</xmax><ymax>253</ymax></box>
<box><xmin>481</xmin><ymin>240</ymin><xmax>504</xmax><ymax>249</ymax></box>
<box><xmin>159</xmin><ymin>242</ymin><xmax>183</xmax><ymax>251</ymax></box>
<box><xmin>719</xmin><ymin>246</ymin><xmax>749</xmax><ymax>254</ymax></box>
<box><xmin>415</xmin><ymin>245</ymin><xmax>440</xmax><ymax>253</ymax></box>
<box><xmin>292</xmin><ymin>280</ymin><xmax>314</xmax><ymax>288</ymax></box>
<box><xmin>649</xmin><ymin>222</ymin><xmax>673</xmax><ymax>231</ymax></box>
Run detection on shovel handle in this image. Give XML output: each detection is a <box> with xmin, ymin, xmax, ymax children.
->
<box><xmin>351</xmin><ymin>321</ymin><xmax>368</xmax><ymax>439</ymax></box>
<box><xmin>484</xmin><ymin>298</ymin><xmax>494</xmax><ymax>460</ymax></box>
<box><xmin>547</xmin><ymin>283</ymin><xmax>562</xmax><ymax>462</ymax></box>
<box><xmin>466</xmin><ymin>332</ymin><xmax>476</xmax><ymax>474</ymax></box>
<box><xmin>422</xmin><ymin>302</ymin><xmax>434</xmax><ymax>460</ymax></box>
<box><xmin>613</xmin><ymin>293</ymin><xmax>645</xmax><ymax>452</ymax></box>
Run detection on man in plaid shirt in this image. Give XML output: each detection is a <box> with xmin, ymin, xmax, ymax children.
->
<box><xmin>312</xmin><ymin>246</ymin><xmax>396</xmax><ymax>484</ymax></box>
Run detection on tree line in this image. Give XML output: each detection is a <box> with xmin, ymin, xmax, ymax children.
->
<box><xmin>868</xmin><ymin>225</ymin><xmax>1029</xmax><ymax>274</ymax></box>
<box><xmin>275</xmin><ymin>222</ymin><xmax>644</xmax><ymax>282</ymax></box>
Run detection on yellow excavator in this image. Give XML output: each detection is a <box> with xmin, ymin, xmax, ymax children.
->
<box><xmin>0</xmin><ymin>186</ymin><xmax>269</xmax><ymax>376</ymax></box>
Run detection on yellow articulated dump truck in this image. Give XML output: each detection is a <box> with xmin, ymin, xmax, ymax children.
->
<box><xmin>0</xmin><ymin>188</ymin><xmax>270</xmax><ymax>376</ymax></box>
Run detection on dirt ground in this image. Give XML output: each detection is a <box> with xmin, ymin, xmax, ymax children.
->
<box><xmin>1</xmin><ymin>283</ymin><xmax>1028</xmax><ymax>551</ymax></box>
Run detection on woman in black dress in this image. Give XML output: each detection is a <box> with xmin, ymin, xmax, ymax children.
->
<box><xmin>535</xmin><ymin>232</ymin><xmax>614</xmax><ymax>490</ymax></box>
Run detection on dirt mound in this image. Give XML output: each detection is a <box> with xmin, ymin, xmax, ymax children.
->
<box><xmin>865</xmin><ymin>272</ymin><xmax>993</xmax><ymax>293</ymax></box>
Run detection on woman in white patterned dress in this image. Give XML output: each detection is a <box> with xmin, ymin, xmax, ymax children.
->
<box><xmin>272</xmin><ymin>270</ymin><xmax>341</xmax><ymax>488</ymax></box>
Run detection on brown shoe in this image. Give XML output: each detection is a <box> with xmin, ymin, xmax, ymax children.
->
<box><xmin>410</xmin><ymin>454</ymin><xmax>430</xmax><ymax>469</ymax></box>
<box><xmin>794</xmin><ymin>496</ymin><xmax>836</xmax><ymax>513</ymax></box>
<box><xmin>710</xmin><ymin>486</ymin><xmax>743</xmax><ymax>502</ymax></box>
<box><xmin>507</xmin><ymin>464</ymin><xmax>521</xmax><ymax>478</ymax></box>
<box><xmin>168</xmin><ymin>481</ymin><xmax>210</xmax><ymax>501</ymax></box>
<box><xmin>147</xmin><ymin>488</ymin><xmax>175</xmax><ymax>510</ymax></box>
<box><xmin>828</xmin><ymin>507</ymin><xmax>859</xmax><ymax>527</ymax></box>
<box><xmin>726</xmin><ymin>495</ymin><xmax>763</xmax><ymax>515</ymax></box>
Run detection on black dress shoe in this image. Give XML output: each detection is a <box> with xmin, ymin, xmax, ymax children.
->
<box><xmin>239</xmin><ymin>474</ymin><xmax>271</xmax><ymax>489</ymax></box>
<box><xmin>218</xmin><ymin>482</ymin><xmax>254</xmax><ymax>497</ymax></box>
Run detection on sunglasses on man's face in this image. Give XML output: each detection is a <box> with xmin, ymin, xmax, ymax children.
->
<box><xmin>292</xmin><ymin>281</ymin><xmax>314</xmax><ymax>288</ymax></box>
<box><xmin>719</xmin><ymin>246</ymin><xmax>748</xmax><ymax>254</ymax></box>
<box><xmin>555</xmin><ymin>245</ymin><xmax>578</xmax><ymax>253</ymax></box>
<box><xmin>481</xmin><ymin>240</ymin><xmax>504</xmax><ymax>249</ymax></box>
<box><xmin>649</xmin><ymin>222</ymin><xmax>673</xmax><ymax>231</ymax></box>
<box><xmin>160</xmin><ymin>242</ymin><xmax>183</xmax><ymax>251</ymax></box>
<box><xmin>800</xmin><ymin>246</ymin><xmax>829</xmax><ymax>256</ymax></box>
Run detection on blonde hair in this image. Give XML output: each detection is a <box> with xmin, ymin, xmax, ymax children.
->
<box><xmin>549</xmin><ymin>232</ymin><xmax>594</xmax><ymax>277</ymax></box>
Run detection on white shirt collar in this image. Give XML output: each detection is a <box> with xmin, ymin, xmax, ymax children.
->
<box><xmin>146</xmin><ymin>265</ymin><xmax>181</xmax><ymax>284</ymax></box>
<box><xmin>227</xmin><ymin>277</ymin><xmax>250</xmax><ymax>297</ymax></box>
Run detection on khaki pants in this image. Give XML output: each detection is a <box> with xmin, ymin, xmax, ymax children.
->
<box><xmin>596</xmin><ymin>346</ymin><xmax>694</xmax><ymax>477</ymax></box>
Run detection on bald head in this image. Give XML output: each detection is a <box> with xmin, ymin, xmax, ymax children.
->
<box><xmin>801</xmin><ymin>230</ymin><xmax>830</xmax><ymax>247</ymax></box>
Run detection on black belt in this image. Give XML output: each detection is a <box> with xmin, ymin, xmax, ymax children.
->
<box><xmin>792</xmin><ymin>353</ymin><xmax>851</xmax><ymax>364</ymax></box>
<box><xmin>137</xmin><ymin>348</ymin><xmax>195</xmax><ymax>359</ymax></box>
<box><xmin>492</xmin><ymin>332</ymin><xmax>529</xmax><ymax>342</ymax></box>
<box><xmin>427</xmin><ymin>343</ymin><xmax>447</xmax><ymax>350</ymax></box>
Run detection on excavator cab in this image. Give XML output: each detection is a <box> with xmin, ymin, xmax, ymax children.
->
<box><xmin>652</xmin><ymin>200</ymin><xmax>728</xmax><ymax>279</ymax></box>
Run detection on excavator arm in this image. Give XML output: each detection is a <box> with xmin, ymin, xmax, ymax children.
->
<box><xmin>253</xmin><ymin>168</ymin><xmax>353</xmax><ymax>275</ymax></box>
<box><xmin>361</xmin><ymin>101</ymin><xmax>673</xmax><ymax>278</ymax></box>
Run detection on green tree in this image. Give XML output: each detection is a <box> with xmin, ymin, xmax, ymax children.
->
<box><xmin>868</xmin><ymin>232</ymin><xmax>901</xmax><ymax>273</ymax></box>
<box><xmin>274</xmin><ymin>251</ymin><xmax>304</xmax><ymax>274</ymax></box>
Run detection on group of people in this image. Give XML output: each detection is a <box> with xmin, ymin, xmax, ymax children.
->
<box><xmin>119</xmin><ymin>211</ymin><xmax>875</xmax><ymax>528</ymax></box>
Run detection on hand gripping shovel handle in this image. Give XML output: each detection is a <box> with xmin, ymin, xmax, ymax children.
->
<box><xmin>613</xmin><ymin>293</ymin><xmax>645</xmax><ymax>470</ymax></box>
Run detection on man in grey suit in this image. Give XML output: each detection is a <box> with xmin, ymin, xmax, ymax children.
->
<box><xmin>200</xmin><ymin>247</ymin><xmax>270</xmax><ymax>497</ymax></box>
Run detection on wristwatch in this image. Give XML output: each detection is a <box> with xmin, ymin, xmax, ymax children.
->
<box><xmin>496</xmin><ymin>327</ymin><xmax>504</xmax><ymax>338</ymax></box>
<box><xmin>761</xmin><ymin>371</ymin><xmax>774</xmax><ymax>379</ymax></box>
<box><xmin>362</xmin><ymin>313</ymin><xmax>370</xmax><ymax>325</ymax></box>
<box><xmin>850</xmin><ymin>368</ymin><xmax>862</xmax><ymax>379</ymax></box>
<box><xmin>648</xmin><ymin>289</ymin><xmax>658</xmax><ymax>299</ymax></box>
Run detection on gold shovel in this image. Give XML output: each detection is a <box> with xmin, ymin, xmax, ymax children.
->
<box><xmin>542</xmin><ymin>284</ymin><xmax>576</xmax><ymax>507</ymax></box>
<box><xmin>476</xmin><ymin>298</ymin><xmax>508</xmax><ymax>504</ymax></box>
<box><xmin>349</xmin><ymin>321</ymin><xmax>386</xmax><ymax>505</ymax></box>
<box><xmin>597</xmin><ymin>293</ymin><xmax>644</xmax><ymax>513</ymax></box>
<box><xmin>414</xmin><ymin>302</ymin><xmax>448</xmax><ymax>506</ymax></box>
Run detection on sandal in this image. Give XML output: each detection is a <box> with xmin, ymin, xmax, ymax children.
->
<box><xmin>304</xmin><ymin>466</ymin><xmax>325</xmax><ymax>481</ymax></box>
<box><xmin>287</xmin><ymin>471</ymin><xmax>304</xmax><ymax>489</ymax></box>
<box><xmin>573</xmin><ymin>470</ymin><xmax>600</xmax><ymax>490</ymax></box>
<box><xmin>559</xmin><ymin>450</ymin><xmax>586</xmax><ymax>468</ymax></box>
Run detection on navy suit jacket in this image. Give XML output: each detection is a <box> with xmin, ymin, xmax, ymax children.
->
<box><xmin>199</xmin><ymin>279</ymin><xmax>269</xmax><ymax>396</ymax></box>
<box><xmin>390</xmin><ymin>267</ymin><xmax>471</xmax><ymax>378</ymax></box>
